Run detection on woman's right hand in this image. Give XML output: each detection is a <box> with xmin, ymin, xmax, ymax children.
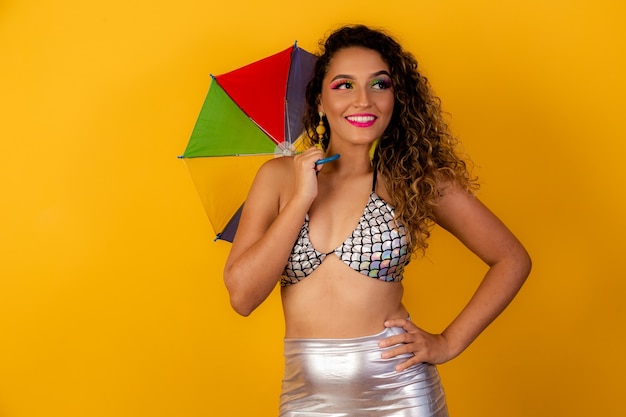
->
<box><xmin>291</xmin><ymin>147</ymin><xmax>325</xmax><ymax>205</ymax></box>
<box><xmin>224</xmin><ymin>148</ymin><xmax>324</xmax><ymax>316</ymax></box>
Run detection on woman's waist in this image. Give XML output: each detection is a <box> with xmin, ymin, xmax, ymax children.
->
<box><xmin>283</xmin><ymin>304</ymin><xmax>409</xmax><ymax>339</ymax></box>
<box><xmin>283</xmin><ymin>325</ymin><xmax>409</xmax><ymax>353</ymax></box>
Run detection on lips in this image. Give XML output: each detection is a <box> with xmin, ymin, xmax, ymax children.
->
<box><xmin>345</xmin><ymin>114</ymin><xmax>377</xmax><ymax>127</ymax></box>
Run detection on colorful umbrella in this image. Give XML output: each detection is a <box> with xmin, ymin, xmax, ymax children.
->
<box><xmin>180</xmin><ymin>43</ymin><xmax>317</xmax><ymax>242</ymax></box>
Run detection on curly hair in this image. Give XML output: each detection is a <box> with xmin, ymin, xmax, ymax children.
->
<box><xmin>303</xmin><ymin>24</ymin><xmax>478</xmax><ymax>254</ymax></box>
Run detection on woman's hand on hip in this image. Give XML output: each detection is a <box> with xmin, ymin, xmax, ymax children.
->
<box><xmin>378</xmin><ymin>318</ymin><xmax>454</xmax><ymax>371</ymax></box>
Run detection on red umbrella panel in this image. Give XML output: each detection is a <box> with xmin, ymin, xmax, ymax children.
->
<box><xmin>180</xmin><ymin>44</ymin><xmax>317</xmax><ymax>242</ymax></box>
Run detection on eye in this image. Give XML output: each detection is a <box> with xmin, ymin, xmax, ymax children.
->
<box><xmin>329</xmin><ymin>80</ymin><xmax>354</xmax><ymax>90</ymax></box>
<box><xmin>371</xmin><ymin>77</ymin><xmax>392</xmax><ymax>90</ymax></box>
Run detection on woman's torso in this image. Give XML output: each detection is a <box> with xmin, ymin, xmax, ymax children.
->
<box><xmin>277</xmin><ymin>159</ymin><xmax>410</xmax><ymax>338</ymax></box>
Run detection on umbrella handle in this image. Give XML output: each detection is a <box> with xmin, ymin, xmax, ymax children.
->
<box><xmin>315</xmin><ymin>154</ymin><xmax>340</xmax><ymax>165</ymax></box>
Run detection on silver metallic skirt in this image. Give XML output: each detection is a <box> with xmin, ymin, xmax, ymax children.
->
<box><xmin>279</xmin><ymin>326</ymin><xmax>448</xmax><ymax>416</ymax></box>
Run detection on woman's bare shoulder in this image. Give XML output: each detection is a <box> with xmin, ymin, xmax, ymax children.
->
<box><xmin>249</xmin><ymin>155</ymin><xmax>295</xmax><ymax>197</ymax></box>
<box><xmin>254</xmin><ymin>155</ymin><xmax>292</xmax><ymax>180</ymax></box>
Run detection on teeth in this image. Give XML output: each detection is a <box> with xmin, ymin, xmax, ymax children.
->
<box><xmin>347</xmin><ymin>115</ymin><xmax>375</xmax><ymax>123</ymax></box>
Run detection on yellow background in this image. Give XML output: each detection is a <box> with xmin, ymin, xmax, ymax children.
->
<box><xmin>1</xmin><ymin>0</ymin><xmax>624</xmax><ymax>416</ymax></box>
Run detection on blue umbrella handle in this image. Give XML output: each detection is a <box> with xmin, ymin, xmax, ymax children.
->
<box><xmin>315</xmin><ymin>154</ymin><xmax>340</xmax><ymax>165</ymax></box>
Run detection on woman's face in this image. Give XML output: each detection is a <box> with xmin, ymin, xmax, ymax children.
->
<box><xmin>318</xmin><ymin>46</ymin><xmax>394</xmax><ymax>149</ymax></box>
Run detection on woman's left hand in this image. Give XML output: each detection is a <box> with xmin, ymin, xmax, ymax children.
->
<box><xmin>378</xmin><ymin>318</ymin><xmax>454</xmax><ymax>372</ymax></box>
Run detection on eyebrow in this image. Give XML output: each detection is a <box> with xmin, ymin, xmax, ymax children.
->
<box><xmin>330</xmin><ymin>70</ymin><xmax>392</xmax><ymax>82</ymax></box>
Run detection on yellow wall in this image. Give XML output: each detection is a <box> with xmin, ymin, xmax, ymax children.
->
<box><xmin>1</xmin><ymin>1</ymin><xmax>624</xmax><ymax>416</ymax></box>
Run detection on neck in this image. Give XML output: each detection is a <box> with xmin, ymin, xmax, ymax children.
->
<box><xmin>324</xmin><ymin>144</ymin><xmax>373</xmax><ymax>176</ymax></box>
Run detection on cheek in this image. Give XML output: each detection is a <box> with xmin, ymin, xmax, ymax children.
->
<box><xmin>382</xmin><ymin>98</ymin><xmax>395</xmax><ymax>117</ymax></box>
<box><xmin>379</xmin><ymin>97</ymin><xmax>395</xmax><ymax>128</ymax></box>
<box><xmin>319</xmin><ymin>93</ymin><xmax>338</xmax><ymax>115</ymax></box>
<box><xmin>321</xmin><ymin>98</ymin><xmax>345</xmax><ymax>118</ymax></box>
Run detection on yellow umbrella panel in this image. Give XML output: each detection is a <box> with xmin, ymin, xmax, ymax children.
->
<box><xmin>180</xmin><ymin>44</ymin><xmax>317</xmax><ymax>241</ymax></box>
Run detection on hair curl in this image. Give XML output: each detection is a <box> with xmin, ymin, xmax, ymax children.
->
<box><xmin>303</xmin><ymin>24</ymin><xmax>478</xmax><ymax>254</ymax></box>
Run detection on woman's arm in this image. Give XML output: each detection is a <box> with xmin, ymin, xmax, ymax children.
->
<box><xmin>223</xmin><ymin>148</ymin><xmax>324</xmax><ymax>316</ymax></box>
<box><xmin>380</xmin><ymin>182</ymin><xmax>532</xmax><ymax>370</ymax></box>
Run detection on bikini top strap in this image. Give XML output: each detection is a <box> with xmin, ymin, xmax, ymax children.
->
<box><xmin>372</xmin><ymin>169</ymin><xmax>377</xmax><ymax>192</ymax></box>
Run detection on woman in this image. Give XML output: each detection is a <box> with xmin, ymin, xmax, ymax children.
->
<box><xmin>224</xmin><ymin>25</ymin><xmax>531</xmax><ymax>416</ymax></box>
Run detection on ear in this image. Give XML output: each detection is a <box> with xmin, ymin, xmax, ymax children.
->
<box><xmin>317</xmin><ymin>96</ymin><xmax>323</xmax><ymax>114</ymax></box>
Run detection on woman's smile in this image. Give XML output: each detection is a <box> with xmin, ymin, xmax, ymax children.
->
<box><xmin>345</xmin><ymin>113</ymin><xmax>377</xmax><ymax>127</ymax></box>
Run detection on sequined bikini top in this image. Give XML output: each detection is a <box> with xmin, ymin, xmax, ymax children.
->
<box><xmin>280</xmin><ymin>172</ymin><xmax>410</xmax><ymax>287</ymax></box>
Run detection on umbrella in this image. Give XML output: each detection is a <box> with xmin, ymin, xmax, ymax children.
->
<box><xmin>180</xmin><ymin>43</ymin><xmax>318</xmax><ymax>242</ymax></box>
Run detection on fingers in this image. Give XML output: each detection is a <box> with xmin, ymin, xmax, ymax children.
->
<box><xmin>378</xmin><ymin>330</ymin><xmax>415</xmax><ymax>349</ymax></box>
<box><xmin>393</xmin><ymin>355</ymin><xmax>423</xmax><ymax>372</ymax></box>
<box><xmin>379</xmin><ymin>330</ymin><xmax>426</xmax><ymax>358</ymax></box>
<box><xmin>292</xmin><ymin>148</ymin><xmax>324</xmax><ymax>203</ymax></box>
<box><xmin>294</xmin><ymin>147</ymin><xmax>324</xmax><ymax>170</ymax></box>
<box><xmin>377</xmin><ymin>320</ymin><xmax>450</xmax><ymax>371</ymax></box>
<box><xmin>383</xmin><ymin>318</ymin><xmax>415</xmax><ymax>331</ymax></box>
<box><xmin>380</xmin><ymin>341</ymin><xmax>415</xmax><ymax>359</ymax></box>
<box><xmin>378</xmin><ymin>323</ymin><xmax>425</xmax><ymax>365</ymax></box>
<box><xmin>378</xmin><ymin>318</ymin><xmax>419</xmax><ymax>348</ymax></box>
<box><xmin>380</xmin><ymin>340</ymin><xmax>425</xmax><ymax>372</ymax></box>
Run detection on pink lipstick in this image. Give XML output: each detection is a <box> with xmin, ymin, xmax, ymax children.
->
<box><xmin>345</xmin><ymin>114</ymin><xmax>377</xmax><ymax>127</ymax></box>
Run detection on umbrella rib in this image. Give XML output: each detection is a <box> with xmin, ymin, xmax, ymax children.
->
<box><xmin>180</xmin><ymin>152</ymin><xmax>278</xmax><ymax>158</ymax></box>
<box><xmin>213</xmin><ymin>78</ymin><xmax>282</xmax><ymax>147</ymax></box>
<box><xmin>285</xmin><ymin>99</ymin><xmax>292</xmax><ymax>144</ymax></box>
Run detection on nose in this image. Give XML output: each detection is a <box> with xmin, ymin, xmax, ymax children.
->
<box><xmin>353</xmin><ymin>86</ymin><xmax>372</xmax><ymax>108</ymax></box>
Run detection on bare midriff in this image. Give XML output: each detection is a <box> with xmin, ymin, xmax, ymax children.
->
<box><xmin>281</xmin><ymin>255</ymin><xmax>409</xmax><ymax>339</ymax></box>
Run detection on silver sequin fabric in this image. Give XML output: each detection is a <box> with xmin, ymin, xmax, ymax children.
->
<box><xmin>281</xmin><ymin>192</ymin><xmax>409</xmax><ymax>286</ymax></box>
<box><xmin>279</xmin><ymin>326</ymin><xmax>449</xmax><ymax>417</ymax></box>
